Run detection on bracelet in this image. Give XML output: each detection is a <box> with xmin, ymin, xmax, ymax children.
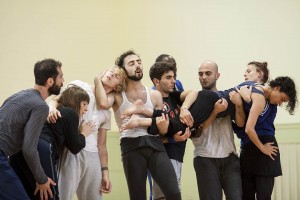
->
<box><xmin>167</xmin><ymin>137</ymin><xmax>176</xmax><ymax>143</ymax></box>
<box><xmin>101</xmin><ymin>167</ymin><xmax>109</xmax><ymax>171</ymax></box>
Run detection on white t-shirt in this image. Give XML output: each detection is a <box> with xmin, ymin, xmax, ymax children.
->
<box><xmin>68</xmin><ymin>80</ymin><xmax>111</xmax><ymax>152</ymax></box>
<box><xmin>192</xmin><ymin>115</ymin><xmax>237</xmax><ymax>158</ymax></box>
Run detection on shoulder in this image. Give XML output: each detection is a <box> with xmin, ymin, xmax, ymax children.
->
<box><xmin>59</xmin><ymin>107</ymin><xmax>78</xmax><ymax>120</ymax></box>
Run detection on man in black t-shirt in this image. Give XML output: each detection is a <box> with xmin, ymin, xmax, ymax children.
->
<box><xmin>149</xmin><ymin>62</ymin><xmax>191</xmax><ymax>200</ymax></box>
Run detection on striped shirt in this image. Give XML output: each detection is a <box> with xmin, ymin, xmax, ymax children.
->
<box><xmin>0</xmin><ymin>88</ymin><xmax>48</xmax><ymax>183</ymax></box>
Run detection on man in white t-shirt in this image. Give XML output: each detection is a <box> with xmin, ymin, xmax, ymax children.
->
<box><xmin>192</xmin><ymin>60</ymin><xmax>243</xmax><ymax>200</ymax></box>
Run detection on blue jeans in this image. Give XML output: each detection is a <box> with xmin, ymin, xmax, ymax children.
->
<box><xmin>0</xmin><ymin>149</ymin><xmax>30</xmax><ymax>200</ymax></box>
<box><xmin>194</xmin><ymin>153</ymin><xmax>242</xmax><ymax>200</ymax></box>
<box><xmin>9</xmin><ymin>138</ymin><xmax>58</xmax><ymax>200</ymax></box>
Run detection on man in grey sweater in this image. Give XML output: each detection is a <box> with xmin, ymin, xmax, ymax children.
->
<box><xmin>0</xmin><ymin>59</ymin><xmax>64</xmax><ymax>200</ymax></box>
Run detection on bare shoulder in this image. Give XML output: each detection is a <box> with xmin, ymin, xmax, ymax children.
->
<box><xmin>149</xmin><ymin>89</ymin><xmax>163</xmax><ymax>109</ymax></box>
<box><xmin>149</xmin><ymin>89</ymin><xmax>162</xmax><ymax>98</ymax></box>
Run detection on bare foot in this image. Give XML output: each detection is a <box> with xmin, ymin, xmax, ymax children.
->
<box><xmin>121</xmin><ymin>99</ymin><xmax>145</xmax><ymax>120</ymax></box>
<box><xmin>120</xmin><ymin>114</ymin><xmax>140</xmax><ymax>132</ymax></box>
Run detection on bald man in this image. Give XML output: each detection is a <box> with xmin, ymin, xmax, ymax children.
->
<box><xmin>192</xmin><ymin>60</ymin><xmax>242</xmax><ymax>200</ymax></box>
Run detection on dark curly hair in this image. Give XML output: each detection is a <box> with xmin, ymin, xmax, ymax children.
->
<box><xmin>269</xmin><ymin>76</ymin><xmax>298</xmax><ymax>115</ymax></box>
<box><xmin>149</xmin><ymin>62</ymin><xmax>177</xmax><ymax>85</ymax></box>
<box><xmin>115</xmin><ymin>50</ymin><xmax>139</xmax><ymax>70</ymax></box>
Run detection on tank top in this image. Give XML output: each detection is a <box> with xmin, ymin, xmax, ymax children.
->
<box><xmin>115</xmin><ymin>87</ymin><xmax>155</xmax><ymax>138</ymax></box>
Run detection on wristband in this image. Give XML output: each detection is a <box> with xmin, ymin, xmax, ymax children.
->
<box><xmin>101</xmin><ymin>167</ymin><xmax>109</xmax><ymax>171</ymax></box>
<box><xmin>167</xmin><ymin>137</ymin><xmax>176</xmax><ymax>143</ymax></box>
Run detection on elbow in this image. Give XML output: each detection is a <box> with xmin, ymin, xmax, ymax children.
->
<box><xmin>69</xmin><ymin>148</ymin><xmax>82</xmax><ymax>155</ymax></box>
<box><xmin>244</xmin><ymin>126</ymin><xmax>253</xmax><ymax>136</ymax></box>
<box><xmin>68</xmin><ymin>144</ymin><xmax>85</xmax><ymax>155</ymax></box>
<box><xmin>97</xmin><ymin>102</ymin><xmax>110</xmax><ymax>110</ymax></box>
<box><xmin>236</xmin><ymin>120</ymin><xmax>245</xmax><ymax>128</ymax></box>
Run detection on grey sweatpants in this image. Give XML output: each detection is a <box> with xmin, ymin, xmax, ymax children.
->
<box><xmin>58</xmin><ymin>149</ymin><xmax>102</xmax><ymax>200</ymax></box>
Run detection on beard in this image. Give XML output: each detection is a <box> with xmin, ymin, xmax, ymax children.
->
<box><xmin>127</xmin><ymin>73</ymin><xmax>143</xmax><ymax>81</ymax></box>
<box><xmin>48</xmin><ymin>83</ymin><xmax>62</xmax><ymax>95</ymax></box>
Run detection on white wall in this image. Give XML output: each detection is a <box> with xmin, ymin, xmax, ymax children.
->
<box><xmin>1</xmin><ymin>1</ymin><xmax>299</xmax><ymax>129</ymax></box>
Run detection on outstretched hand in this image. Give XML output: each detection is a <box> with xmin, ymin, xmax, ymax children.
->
<box><xmin>34</xmin><ymin>177</ymin><xmax>56</xmax><ymax>200</ymax></box>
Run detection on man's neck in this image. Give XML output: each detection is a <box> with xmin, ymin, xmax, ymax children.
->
<box><xmin>34</xmin><ymin>85</ymin><xmax>49</xmax><ymax>100</ymax></box>
<box><xmin>125</xmin><ymin>80</ymin><xmax>144</xmax><ymax>92</ymax></box>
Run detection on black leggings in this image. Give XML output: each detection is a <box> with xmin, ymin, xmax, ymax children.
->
<box><xmin>122</xmin><ymin>147</ymin><xmax>181</xmax><ymax>200</ymax></box>
<box><xmin>150</xmin><ymin>90</ymin><xmax>233</xmax><ymax>136</ymax></box>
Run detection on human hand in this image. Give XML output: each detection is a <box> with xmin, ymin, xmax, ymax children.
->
<box><xmin>94</xmin><ymin>71</ymin><xmax>107</xmax><ymax>85</ymax></box>
<box><xmin>180</xmin><ymin>108</ymin><xmax>194</xmax><ymax>127</ymax></box>
<box><xmin>34</xmin><ymin>177</ymin><xmax>56</xmax><ymax>200</ymax></box>
<box><xmin>237</xmin><ymin>85</ymin><xmax>252</xmax><ymax>103</ymax></box>
<box><xmin>47</xmin><ymin>108</ymin><xmax>61</xmax><ymax>123</ymax></box>
<box><xmin>80</xmin><ymin>120</ymin><xmax>96</xmax><ymax>137</ymax></box>
<box><xmin>229</xmin><ymin>90</ymin><xmax>243</xmax><ymax>106</ymax></box>
<box><xmin>213</xmin><ymin>98</ymin><xmax>228</xmax><ymax>114</ymax></box>
<box><xmin>156</xmin><ymin>113</ymin><xmax>169</xmax><ymax>135</ymax></box>
<box><xmin>261</xmin><ymin>142</ymin><xmax>278</xmax><ymax>160</ymax></box>
<box><xmin>100</xmin><ymin>173</ymin><xmax>112</xmax><ymax>194</ymax></box>
<box><xmin>173</xmin><ymin>127</ymin><xmax>191</xmax><ymax>142</ymax></box>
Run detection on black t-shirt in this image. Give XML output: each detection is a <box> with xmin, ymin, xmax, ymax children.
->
<box><xmin>163</xmin><ymin>91</ymin><xmax>186</xmax><ymax>163</ymax></box>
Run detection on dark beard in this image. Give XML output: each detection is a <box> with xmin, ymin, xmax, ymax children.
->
<box><xmin>48</xmin><ymin>84</ymin><xmax>62</xmax><ymax>95</ymax></box>
<box><xmin>127</xmin><ymin>74</ymin><xmax>143</xmax><ymax>81</ymax></box>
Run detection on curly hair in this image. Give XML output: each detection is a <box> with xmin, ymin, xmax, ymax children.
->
<box><xmin>149</xmin><ymin>62</ymin><xmax>177</xmax><ymax>85</ymax></box>
<box><xmin>269</xmin><ymin>76</ymin><xmax>298</xmax><ymax>115</ymax></box>
<box><xmin>115</xmin><ymin>50</ymin><xmax>139</xmax><ymax>69</ymax></box>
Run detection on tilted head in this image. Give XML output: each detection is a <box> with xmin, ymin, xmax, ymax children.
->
<box><xmin>115</xmin><ymin>50</ymin><xmax>143</xmax><ymax>81</ymax></box>
<box><xmin>101</xmin><ymin>66</ymin><xmax>127</xmax><ymax>92</ymax></box>
<box><xmin>57</xmin><ymin>86</ymin><xmax>90</xmax><ymax>117</ymax></box>
<box><xmin>198</xmin><ymin>60</ymin><xmax>219</xmax><ymax>90</ymax></box>
<box><xmin>244</xmin><ymin>61</ymin><xmax>269</xmax><ymax>84</ymax></box>
<box><xmin>34</xmin><ymin>59</ymin><xmax>64</xmax><ymax>95</ymax></box>
<box><xmin>268</xmin><ymin>76</ymin><xmax>297</xmax><ymax>115</ymax></box>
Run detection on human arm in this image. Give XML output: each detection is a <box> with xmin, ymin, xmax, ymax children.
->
<box><xmin>229</xmin><ymin>89</ymin><xmax>246</xmax><ymax>127</ymax></box>
<box><xmin>245</xmin><ymin>93</ymin><xmax>278</xmax><ymax>160</ymax></box>
<box><xmin>47</xmin><ymin>94</ymin><xmax>61</xmax><ymax>123</ymax></box>
<box><xmin>98</xmin><ymin>128</ymin><xmax>112</xmax><ymax>194</ymax></box>
<box><xmin>23</xmin><ymin>104</ymin><xmax>55</xmax><ymax>199</ymax></box>
<box><xmin>201</xmin><ymin>98</ymin><xmax>228</xmax><ymax>129</ymax></box>
<box><xmin>63</xmin><ymin>108</ymin><xmax>95</xmax><ymax>154</ymax></box>
<box><xmin>94</xmin><ymin>73</ymin><xmax>116</xmax><ymax>110</ymax></box>
<box><xmin>161</xmin><ymin>127</ymin><xmax>191</xmax><ymax>143</ymax></box>
<box><xmin>121</xmin><ymin>99</ymin><xmax>154</xmax><ymax>120</ymax></box>
<box><xmin>179</xmin><ymin>90</ymin><xmax>198</xmax><ymax>127</ymax></box>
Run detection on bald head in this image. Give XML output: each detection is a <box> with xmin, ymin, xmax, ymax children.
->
<box><xmin>198</xmin><ymin>60</ymin><xmax>220</xmax><ymax>91</ymax></box>
<box><xmin>199</xmin><ymin>60</ymin><xmax>218</xmax><ymax>72</ymax></box>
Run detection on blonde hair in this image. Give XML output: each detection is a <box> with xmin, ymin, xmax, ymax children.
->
<box><xmin>113</xmin><ymin>66</ymin><xmax>127</xmax><ymax>92</ymax></box>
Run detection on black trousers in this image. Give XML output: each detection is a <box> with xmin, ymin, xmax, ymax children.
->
<box><xmin>122</xmin><ymin>146</ymin><xmax>181</xmax><ymax>200</ymax></box>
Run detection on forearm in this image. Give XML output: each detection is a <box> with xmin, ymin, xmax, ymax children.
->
<box><xmin>245</xmin><ymin>127</ymin><xmax>264</xmax><ymax>151</ymax></box>
<box><xmin>234</xmin><ymin>104</ymin><xmax>246</xmax><ymax>127</ymax></box>
<box><xmin>94</xmin><ymin>79</ymin><xmax>110</xmax><ymax>109</ymax></box>
<box><xmin>202</xmin><ymin>110</ymin><xmax>218</xmax><ymax>129</ymax></box>
<box><xmin>181</xmin><ymin>91</ymin><xmax>198</xmax><ymax>109</ymax></box>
